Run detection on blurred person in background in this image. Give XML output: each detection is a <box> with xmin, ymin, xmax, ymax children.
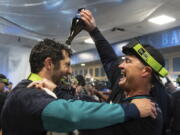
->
<box><xmin>0</xmin><ymin>74</ymin><xmax>9</xmax><ymax>93</ymax></box>
<box><xmin>7</xmin><ymin>82</ymin><xmax>13</xmax><ymax>91</ymax></box>
<box><xmin>176</xmin><ymin>75</ymin><xmax>180</xmax><ymax>87</ymax></box>
<box><xmin>164</xmin><ymin>77</ymin><xmax>177</xmax><ymax>93</ymax></box>
<box><xmin>75</xmin><ymin>75</ymin><xmax>87</xmax><ymax>95</ymax></box>
<box><xmin>0</xmin><ymin>74</ymin><xmax>9</xmax><ymax>135</ymax></box>
<box><xmin>89</xmin><ymin>81</ymin><xmax>111</xmax><ymax>102</ymax></box>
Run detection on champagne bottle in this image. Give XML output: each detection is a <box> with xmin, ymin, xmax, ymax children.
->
<box><xmin>66</xmin><ymin>8</ymin><xmax>85</xmax><ymax>45</ymax></box>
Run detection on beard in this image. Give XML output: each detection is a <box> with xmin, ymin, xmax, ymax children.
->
<box><xmin>51</xmin><ymin>69</ymin><xmax>63</xmax><ymax>86</ymax></box>
<box><xmin>51</xmin><ymin>75</ymin><xmax>59</xmax><ymax>85</ymax></box>
<box><xmin>51</xmin><ymin>63</ymin><xmax>63</xmax><ymax>85</ymax></box>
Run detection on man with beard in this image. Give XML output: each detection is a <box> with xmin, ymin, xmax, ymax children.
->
<box><xmin>1</xmin><ymin>39</ymin><xmax>156</xmax><ymax>135</ymax></box>
<box><xmin>78</xmin><ymin>9</ymin><xmax>170</xmax><ymax>135</ymax></box>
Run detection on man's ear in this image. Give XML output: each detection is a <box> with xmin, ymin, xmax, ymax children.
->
<box><xmin>142</xmin><ymin>66</ymin><xmax>152</xmax><ymax>78</ymax></box>
<box><xmin>44</xmin><ymin>57</ymin><xmax>53</xmax><ymax>70</ymax></box>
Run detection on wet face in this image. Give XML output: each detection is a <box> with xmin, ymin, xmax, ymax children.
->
<box><xmin>51</xmin><ymin>50</ymin><xmax>72</xmax><ymax>85</ymax></box>
<box><xmin>118</xmin><ymin>55</ymin><xmax>146</xmax><ymax>92</ymax></box>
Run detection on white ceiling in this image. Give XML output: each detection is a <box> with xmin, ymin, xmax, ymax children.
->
<box><xmin>1</xmin><ymin>0</ymin><xmax>180</xmax><ymax>52</ymax></box>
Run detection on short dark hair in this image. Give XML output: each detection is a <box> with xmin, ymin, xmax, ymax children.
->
<box><xmin>30</xmin><ymin>39</ymin><xmax>72</xmax><ymax>73</ymax></box>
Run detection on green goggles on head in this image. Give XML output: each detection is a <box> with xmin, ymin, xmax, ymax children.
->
<box><xmin>133</xmin><ymin>43</ymin><xmax>168</xmax><ymax>77</ymax></box>
<box><xmin>123</xmin><ymin>40</ymin><xmax>168</xmax><ymax>77</ymax></box>
<box><xmin>0</xmin><ymin>78</ymin><xmax>9</xmax><ymax>85</ymax></box>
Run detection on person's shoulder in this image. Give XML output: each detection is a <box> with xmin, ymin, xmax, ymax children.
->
<box><xmin>11</xmin><ymin>79</ymin><xmax>40</xmax><ymax>94</ymax></box>
<box><xmin>3</xmin><ymin>80</ymin><xmax>55</xmax><ymax>114</ymax></box>
<box><xmin>7</xmin><ymin>79</ymin><xmax>54</xmax><ymax>102</ymax></box>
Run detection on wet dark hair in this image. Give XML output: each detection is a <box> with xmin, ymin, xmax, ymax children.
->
<box><xmin>30</xmin><ymin>39</ymin><xmax>72</xmax><ymax>73</ymax></box>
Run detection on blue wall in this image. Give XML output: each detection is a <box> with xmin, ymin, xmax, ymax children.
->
<box><xmin>138</xmin><ymin>26</ymin><xmax>180</xmax><ymax>48</ymax></box>
<box><xmin>72</xmin><ymin>26</ymin><xmax>180</xmax><ymax>65</ymax></box>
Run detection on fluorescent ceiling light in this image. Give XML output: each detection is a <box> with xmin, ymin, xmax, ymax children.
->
<box><xmin>148</xmin><ymin>15</ymin><xmax>176</xmax><ymax>25</ymax></box>
<box><xmin>81</xmin><ymin>63</ymin><xmax>86</xmax><ymax>66</ymax></box>
<box><xmin>84</xmin><ymin>38</ymin><xmax>94</xmax><ymax>44</ymax></box>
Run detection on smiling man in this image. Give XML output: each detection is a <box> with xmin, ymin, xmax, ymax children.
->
<box><xmin>79</xmin><ymin>9</ymin><xmax>170</xmax><ymax>135</ymax></box>
<box><xmin>117</xmin><ymin>43</ymin><xmax>167</xmax><ymax>98</ymax></box>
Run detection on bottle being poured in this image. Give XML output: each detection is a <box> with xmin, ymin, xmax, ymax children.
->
<box><xmin>66</xmin><ymin>8</ymin><xmax>85</xmax><ymax>45</ymax></box>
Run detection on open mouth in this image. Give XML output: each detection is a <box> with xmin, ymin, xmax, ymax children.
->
<box><xmin>120</xmin><ymin>70</ymin><xmax>126</xmax><ymax>78</ymax></box>
<box><xmin>119</xmin><ymin>70</ymin><xmax>126</xmax><ymax>83</ymax></box>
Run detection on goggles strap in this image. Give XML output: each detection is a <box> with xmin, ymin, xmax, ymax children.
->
<box><xmin>133</xmin><ymin>43</ymin><xmax>168</xmax><ymax>77</ymax></box>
